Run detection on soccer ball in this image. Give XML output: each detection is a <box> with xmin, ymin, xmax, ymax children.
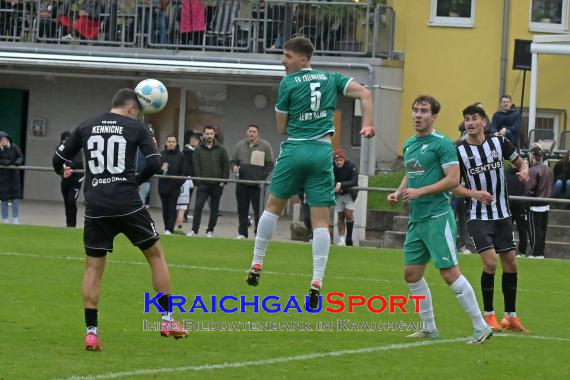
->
<box><xmin>135</xmin><ymin>79</ymin><xmax>168</xmax><ymax>114</ymax></box>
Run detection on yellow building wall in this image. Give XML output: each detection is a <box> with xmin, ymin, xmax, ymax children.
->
<box><xmin>389</xmin><ymin>0</ymin><xmax>570</xmax><ymax>153</ymax></box>
<box><xmin>506</xmin><ymin>0</ymin><xmax>570</xmax><ymax>138</ymax></box>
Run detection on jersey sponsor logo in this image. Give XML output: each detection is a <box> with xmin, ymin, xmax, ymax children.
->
<box><xmin>91</xmin><ymin>176</ymin><xmax>127</xmax><ymax>187</ymax></box>
<box><xmin>468</xmin><ymin>160</ymin><xmax>502</xmax><ymax>175</ymax></box>
<box><xmin>405</xmin><ymin>159</ymin><xmax>425</xmax><ymax>176</ymax></box>
<box><xmin>298</xmin><ymin>110</ymin><xmax>327</xmax><ymax>121</ymax></box>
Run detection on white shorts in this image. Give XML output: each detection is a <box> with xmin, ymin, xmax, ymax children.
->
<box><xmin>177</xmin><ymin>180</ymin><xmax>192</xmax><ymax>208</ymax></box>
<box><xmin>334</xmin><ymin>193</ymin><xmax>355</xmax><ymax>213</ymax></box>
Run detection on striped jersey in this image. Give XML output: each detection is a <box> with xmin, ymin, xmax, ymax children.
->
<box><xmin>456</xmin><ymin>136</ymin><xmax>519</xmax><ymax>220</ymax></box>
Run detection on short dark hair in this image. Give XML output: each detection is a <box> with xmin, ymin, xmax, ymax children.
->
<box><xmin>531</xmin><ymin>146</ymin><xmax>544</xmax><ymax>159</ymax></box>
<box><xmin>501</xmin><ymin>94</ymin><xmax>512</xmax><ymax>101</ymax></box>
<box><xmin>462</xmin><ymin>104</ymin><xmax>487</xmax><ymax>119</ymax></box>
<box><xmin>166</xmin><ymin>134</ymin><xmax>177</xmax><ymax>141</ymax></box>
<box><xmin>411</xmin><ymin>95</ymin><xmax>441</xmax><ymax>115</ymax></box>
<box><xmin>247</xmin><ymin>124</ymin><xmax>259</xmax><ymax>131</ymax></box>
<box><xmin>283</xmin><ymin>37</ymin><xmax>314</xmax><ymax>60</ymax></box>
<box><xmin>203</xmin><ymin>125</ymin><xmax>215</xmax><ymax>133</ymax></box>
<box><xmin>112</xmin><ymin>88</ymin><xmax>141</xmax><ymax>109</ymax></box>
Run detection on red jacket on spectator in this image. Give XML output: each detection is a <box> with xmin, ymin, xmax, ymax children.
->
<box><xmin>181</xmin><ymin>0</ymin><xmax>206</xmax><ymax>33</ymax></box>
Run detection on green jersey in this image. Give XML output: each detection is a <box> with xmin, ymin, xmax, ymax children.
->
<box><xmin>275</xmin><ymin>68</ymin><xmax>353</xmax><ymax>140</ymax></box>
<box><xmin>403</xmin><ymin>131</ymin><xmax>459</xmax><ymax>222</ymax></box>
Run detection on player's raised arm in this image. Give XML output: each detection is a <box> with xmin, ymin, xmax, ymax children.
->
<box><xmin>346</xmin><ymin>81</ymin><xmax>375</xmax><ymax>138</ymax></box>
<box><xmin>52</xmin><ymin>128</ymin><xmax>81</xmax><ymax>175</ymax></box>
<box><xmin>276</xmin><ymin>112</ymin><xmax>288</xmax><ymax>135</ymax></box>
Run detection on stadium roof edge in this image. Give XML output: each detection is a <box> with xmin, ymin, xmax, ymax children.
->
<box><xmin>0</xmin><ymin>51</ymin><xmax>286</xmax><ymax>78</ymax></box>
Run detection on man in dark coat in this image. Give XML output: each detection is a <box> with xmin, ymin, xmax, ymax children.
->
<box><xmin>0</xmin><ymin>131</ymin><xmax>24</xmax><ymax>224</ymax></box>
<box><xmin>190</xmin><ymin>126</ymin><xmax>229</xmax><ymax>237</ymax></box>
<box><xmin>158</xmin><ymin>135</ymin><xmax>187</xmax><ymax>234</ymax></box>
<box><xmin>333</xmin><ymin>148</ymin><xmax>359</xmax><ymax>246</ymax></box>
<box><xmin>490</xmin><ymin>95</ymin><xmax>522</xmax><ymax>148</ymax></box>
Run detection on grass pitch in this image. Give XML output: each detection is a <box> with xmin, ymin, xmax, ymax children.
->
<box><xmin>1</xmin><ymin>224</ymin><xmax>569</xmax><ymax>379</ymax></box>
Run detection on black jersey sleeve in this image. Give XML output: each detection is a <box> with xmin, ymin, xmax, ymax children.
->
<box><xmin>500</xmin><ymin>136</ymin><xmax>520</xmax><ymax>163</ymax></box>
<box><xmin>135</xmin><ymin>124</ymin><xmax>160</xmax><ymax>185</ymax></box>
<box><xmin>53</xmin><ymin>128</ymin><xmax>82</xmax><ymax>175</ymax></box>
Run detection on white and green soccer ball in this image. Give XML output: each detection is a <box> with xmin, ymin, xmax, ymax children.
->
<box><xmin>135</xmin><ymin>79</ymin><xmax>168</xmax><ymax>114</ymax></box>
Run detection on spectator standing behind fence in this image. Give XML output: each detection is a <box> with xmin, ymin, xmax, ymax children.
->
<box><xmin>190</xmin><ymin>126</ymin><xmax>229</xmax><ymax>238</ymax></box>
<box><xmin>490</xmin><ymin>95</ymin><xmax>522</xmax><ymax>148</ymax></box>
<box><xmin>158</xmin><ymin>135</ymin><xmax>187</xmax><ymax>235</ymax></box>
<box><xmin>59</xmin><ymin>131</ymin><xmax>84</xmax><ymax>227</ymax></box>
<box><xmin>332</xmin><ymin>148</ymin><xmax>358</xmax><ymax>246</ymax></box>
<box><xmin>59</xmin><ymin>0</ymin><xmax>101</xmax><ymax>40</ymax></box>
<box><xmin>506</xmin><ymin>166</ymin><xmax>529</xmax><ymax>257</ymax></box>
<box><xmin>525</xmin><ymin>146</ymin><xmax>554</xmax><ymax>259</ymax></box>
<box><xmin>180</xmin><ymin>0</ymin><xmax>205</xmax><ymax>45</ymax></box>
<box><xmin>0</xmin><ymin>131</ymin><xmax>23</xmax><ymax>224</ymax></box>
<box><xmin>181</xmin><ymin>133</ymin><xmax>200</xmax><ymax>222</ymax></box>
<box><xmin>136</xmin><ymin>126</ymin><xmax>155</xmax><ymax>207</ymax></box>
<box><xmin>38</xmin><ymin>1</ymin><xmax>61</xmax><ymax>39</ymax></box>
<box><xmin>553</xmin><ymin>151</ymin><xmax>570</xmax><ymax>199</ymax></box>
<box><xmin>231</xmin><ymin>124</ymin><xmax>274</xmax><ymax>240</ymax></box>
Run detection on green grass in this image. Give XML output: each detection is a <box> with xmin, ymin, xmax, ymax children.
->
<box><xmin>368</xmin><ymin>169</ymin><xmax>405</xmax><ymax>211</ymax></box>
<box><xmin>1</xmin><ymin>224</ymin><xmax>570</xmax><ymax>379</ymax></box>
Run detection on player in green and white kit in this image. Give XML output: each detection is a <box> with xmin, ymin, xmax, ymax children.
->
<box><xmin>387</xmin><ymin>95</ymin><xmax>492</xmax><ymax>344</ymax></box>
<box><xmin>246</xmin><ymin>37</ymin><xmax>376</xmax><ymax>309</ymax></box>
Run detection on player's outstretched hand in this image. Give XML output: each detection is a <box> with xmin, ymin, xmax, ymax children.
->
<box><xmin>387</xmin><ymin>191</ymin><xmax>400</xmax><ymax>203</ymax></box>
<box><xmin>474</xmin><ymin>190</ymin><xmax>493</xmax><ymax>205</ymax></box>
<box><xmin>516</xmin><ymin>168</ymin><xmax>529</xmax><ymax>183</ymax></box>
<box><xmin>401</xmin><ymin>188</ymin><xmax>422</xmax><ymax>201</ymax></box>
<box><xmin>360</xmin><ymin>124</ymin><xmax>376</xmax><ymax>139</ymax></box>
<box><xmin>63</xmin><ymin>164</ymin><xmax>73</xmax><ymax>179</ymax></box>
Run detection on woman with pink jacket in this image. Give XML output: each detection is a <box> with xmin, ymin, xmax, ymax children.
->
<box><xmin>180</xmin><ymin>0</ymin><xmax>206</xmax><ymax>45</ymax></box>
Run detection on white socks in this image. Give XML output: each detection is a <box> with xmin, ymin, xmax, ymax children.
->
<box><xmin>311</xmin><ymin>228</ymin><xmax>330</xmax><ymax>285</ymax></box>
<box><xmin>407</xmin><ymin>277</ymin><xmax>437</xmax><ymax>332</ymax></box>
<box><xmin>451</xmin><ymin>275</ymin><xmax>487</xmax><ymax>329</ymax></box>
<box><xmin>252</xmin><ymin>211</ymin><xmax>279</xmax><ymax>266</ymax></box>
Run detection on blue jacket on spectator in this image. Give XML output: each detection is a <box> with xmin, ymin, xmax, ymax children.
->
<box><xmin>490</xmin><ymin>106</ymin><xmax>522</xmax><ymax>147</ymax></box>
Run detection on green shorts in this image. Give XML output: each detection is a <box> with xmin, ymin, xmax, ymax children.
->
<box><xmin>404</xmin><ymin>210</ymin><xmax>458</xmax><ymax>269</ymax></box>
<box><xmin>270</xmin><ymin>140</ymin><xmax>335</xmax><ymax>207</ymax></box>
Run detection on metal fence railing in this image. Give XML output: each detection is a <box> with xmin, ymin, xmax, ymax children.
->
<box><xmin>0</xmin><ymin>0</ymin><xmax>396</xmax><ymax>58</ymax></box>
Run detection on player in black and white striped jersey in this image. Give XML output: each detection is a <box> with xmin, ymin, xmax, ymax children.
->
<box><xmin>453</xmin><ymin>104</ymin><xmax>530</xmax><ymax>333</ymax></box>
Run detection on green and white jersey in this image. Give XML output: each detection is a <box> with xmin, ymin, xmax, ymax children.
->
<box><xmin>275</xmin><ymin>68</ymin><xmax>353</xmax><ymax>140</ymax></box>
<box><xmin>403</xmin><ymin>130</ymin><xmax>459</xmax><ymax>222</ymax></box>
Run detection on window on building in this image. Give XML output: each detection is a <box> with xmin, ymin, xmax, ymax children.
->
<box><xmin>529</xmin><ymin>0</ymin><xmax>569</xmax><ymax>32</ymax></box>
<box><xmin>429</xmin><ymin>0</ymin><xmax>475</xmax><ymax>27</ymax></box>
<box><xmin>521</xmin><ymin>108</ymin><xmax>564</xmax><ymax>148</ymax></box>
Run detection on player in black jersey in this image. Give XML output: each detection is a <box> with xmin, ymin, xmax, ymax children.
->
<box><xmin>453</xmin><ymin>104</ymin><xmax>529</xmax><ymax>333</ymax></box>
<box><xmin>53</xmin><ymin>89</ymin><xmax>188</xmax><ymax>351</ymax></box>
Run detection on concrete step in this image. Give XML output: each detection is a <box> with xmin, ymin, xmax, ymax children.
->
<box><xmin>382</xmin><ymin>230</ymin><xmax>570</xmax><ymax>258</ymax></box>
<box><xmin>359</xmin><ymin>239</ymin><xmax>383</xmax><ymax>248</ymax></box>
<box><xmin>365</xmin><ymin>230</ymin><xmax>385</xmax><ymax>240</ymax></box>
<box><xmin>390</xmin><ymin>216</ymin><xmax>570</xmax><ymax>242</ymax></box>
<box><xmin>392</xmin><ymin>215</ymin><xmax>409</xmax><ymax>232</ymax></box>
<box><xmin>547</xmin><ymin>209</ymin><xmax>570</xmax><ymax>225</ymax></box>
<box><xmin>366</xmin><ymin>210</ymin><xmax>404</xmax><ymax>231</ymax></box>
<box><xmin>545</xmin><ymin>225</ymin><xmax>570</xmax><ymax>243</ymax></box>
<box><xmin>544</xmin><ymin>241</ymin><xmax>570</xmax><ymax>259</ymax></box>
<box><xmin>383</xmin><ymin>231</ymin><xmax>406</xmax><ymax>249</ymax></box>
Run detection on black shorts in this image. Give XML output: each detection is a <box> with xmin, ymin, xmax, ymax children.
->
<box><xmin>467</xmin><ymin>218</ymin><xmax>516</xmax><ymax>254</ymax></box>
<box><xmin>84</xmin><ymin>208</ymin><xmax>160</xmax><ymax>257</ymax></box>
